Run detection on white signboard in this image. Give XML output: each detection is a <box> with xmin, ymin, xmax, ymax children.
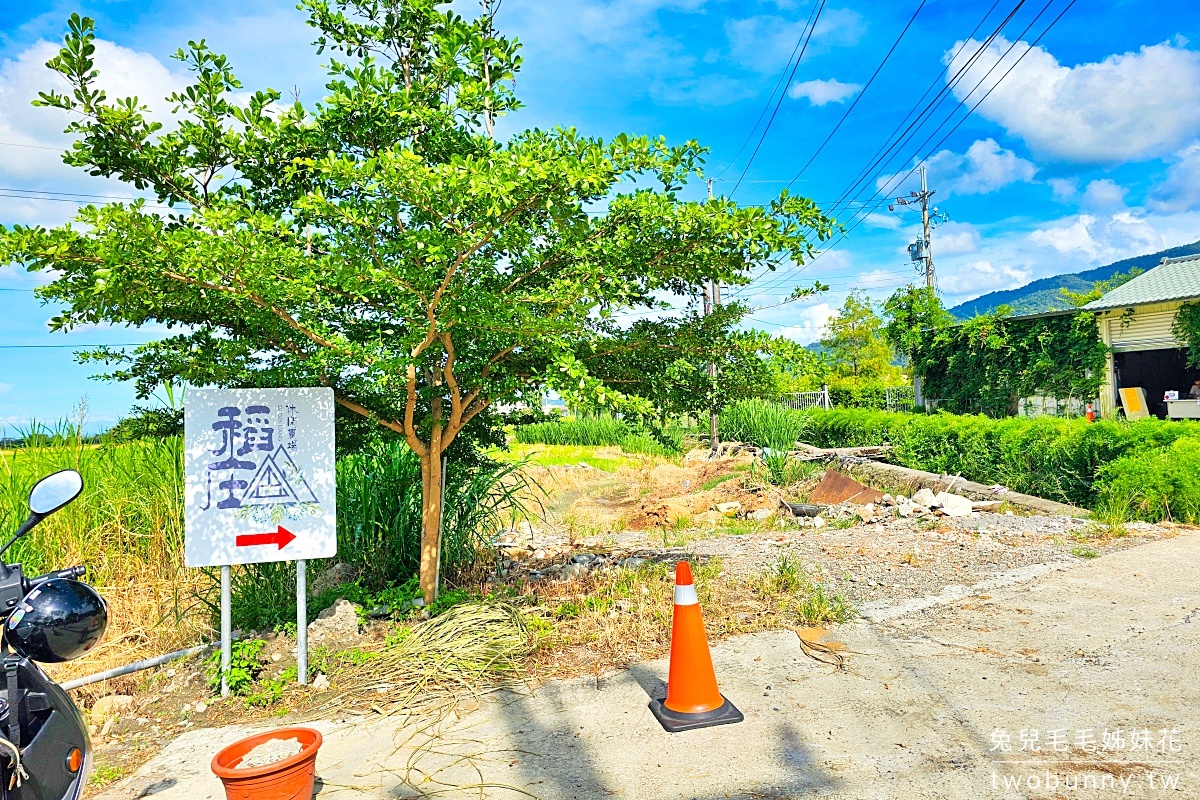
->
<box><xmin>184</xmin><ymin>388</ymin><xmax>336</xmax><ymax>567</ymax></box>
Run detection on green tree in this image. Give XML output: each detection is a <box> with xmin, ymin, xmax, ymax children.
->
<box><xmin>882</xmin><ymin>284</ymin><xmax>953</xmax><ymax>361</ymax></box>
<box><xmin>107</xmin><ymin>406</ymin><xmax>184</xmax><ymax>442</ymax></box>
<box><xmin>581</xmin><ymin>303</ymin><xmax>771</xmax><ymax>420</ymax></box>
<box><xmin>1060</xmin><ymin>268</ymin><xmax>1144</xmax><ymax>307</ymax></box>
<box><xmin>763</xmin><ymin>336</ymin><xmax>830</xmax><ymax>395</ymax></box>
<box><xmin>820</xmin><ymin>291</ymin><xmax>894</xmax><ymax>380</ymax></box>
<box><xmin>1</xmin><ymin>5</ymin><xmax>834</xmax><ymax>600</ymax></box>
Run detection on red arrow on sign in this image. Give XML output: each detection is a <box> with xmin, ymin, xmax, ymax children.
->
<box><xmin>235</xmin><ymin>526</ymin><xmax>297</xmax><ymax>550</ymax></box>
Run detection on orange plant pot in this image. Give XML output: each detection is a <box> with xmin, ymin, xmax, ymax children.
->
<box><xmin>211</xmin><ymin>727</ymin><xmax>323</xmax><ymax>800</ymax></box>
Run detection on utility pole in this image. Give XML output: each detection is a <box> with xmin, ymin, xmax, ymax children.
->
<box><xmin>919</xmin><ymin>165</ymin><xmax>933</xmax><ymax>288</ymax></box>
<box><xmin>706</xmin><ymin>179</ymin><xmax>720</xmax><ymax>454</ymax></box>
<box><xmin>891</xmin><ymin>164</ymin><xmax>941</xmax><ymax>289</ymax></box>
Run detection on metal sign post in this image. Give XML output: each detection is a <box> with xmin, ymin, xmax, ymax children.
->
<box><xmin>296</xmin><ymin>559</ymin><xmax>307</xmax><ymax>685</ymax></box>
<box><xmin>220</xmin><ymin>565</ymin><xmax>231</xmax><ymax>697</ymax></box>
<box><xmin>184</xmin><ymin>388</ymin><xmax>336</xmax><ymax>695</ymax></box>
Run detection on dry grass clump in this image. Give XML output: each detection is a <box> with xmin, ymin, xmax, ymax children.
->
<box><xmin>327</xmin><ymin>602</ymin><xmax>536</xmax><ymax>715</ymax></box>
<box><xmin>45</xmin><ymin>572</ymin><xmax>211</xmax><ymax>694</ymax></box>
<box><xmin>521</xmin><ymin>557</ymin><xmax>854</xmax><ymax>679</ymax></box>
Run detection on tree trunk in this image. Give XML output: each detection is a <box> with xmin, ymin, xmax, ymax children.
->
<box><xmin>418</xmin><ymin>432</ymin><xmax>444</xmax><ymax>604</ymax></box>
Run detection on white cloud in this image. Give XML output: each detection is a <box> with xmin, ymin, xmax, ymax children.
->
<box><xmin>775</xmin><ymin>302</ymin><xmax>837</xmax><ymax>345</ymax></box>
<box><xmin>0</xmin><ymin>37</ymin><xmax>188</xmax><ymax>225</ymax></box>
<box><xmin>788</xmin><ymin>78</ymin><xmax>861</xmax><ymax>105</ymax></box>
<box><xmin>942</xmin><ymin>139</ymin><xmax>1037</xmax><ymax>194</ymax></box>
<box><xmin>931</xmin><ymin>221</ymin><xmax>981</xmax><ymax>256</ymax></box>
<box><xmin>1029</xmin><ymin>212</ymin><xmax>1164</xmax><ymax>263</ymax></box>
<box><xmin>725</xmin><ymin>8</ymin><xmax>864</xmax><ymax>73</ymax></box>
<box><xmin>0</xmin><ymin>39</ymin><xmax>186</xmax><ymax>177</ymax></box>
<box><xmin>1079</xmin><ymin>179</ymin><xmax>1127</xmax><ymax>211</ymax></box>
<box><xmin>507</xmin><ymin>0</ymin><xmax>758</xmax><ymax>107</ymax></box>
<box><xmin>881</xmin><ymin>139</ymin><xmax>1036</xmax><ymax>197</ymax></box>
<box><xmin>1148</xmin><ymin>142</ymin><xmax>1200</xmax><ymax>212</ymax></box>
<box><xmin>938</xmin><ymin>260</ymin><xmax>1031</xmax><ymax>296</ymax></box>
<box><xmin>863</xmin><ymin>212</ymin><xmax>900</xmax><ymax>230</ymax></box>
<box><xmin>1047</xmin><ymin>177</ymin><xmax>1078</xmax><ymax>203</ymax></box>
<box><xmin>933</xmin><ymin>203</ymin><xmax>1200</xmax><ymax>308</ymax></box>
<box><xmin>943</xmin><ymin>36</ymin><xmax>1200</xmax><ymax>164</ymax></box>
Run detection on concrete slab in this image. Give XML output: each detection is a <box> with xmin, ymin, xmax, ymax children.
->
<box><xmin>98</xmin><ymin>533</ymin><xmax>1200</xmax><ymax>800</ymax></box>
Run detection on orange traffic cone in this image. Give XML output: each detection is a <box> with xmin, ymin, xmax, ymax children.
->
<box><xmin>649</xmin><ymin>561</ymin><xmax>743</xmax><ymax>732</ymax></box>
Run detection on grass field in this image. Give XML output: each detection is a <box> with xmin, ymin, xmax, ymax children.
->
<box><xmin>498</xmin><ymin>443</ymin><xmax>665</xmax><ymax>472</ymax></box>
<box><xmin>0</xmin><ymin>436</ymin><xmax>206</xmax><ymax>685</ymax></box>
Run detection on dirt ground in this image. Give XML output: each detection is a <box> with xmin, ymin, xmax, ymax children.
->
<box><xmin>79</xmin><ymin>448</ymin><xmax>1180</xmax><ymax>794</ymax></box>
<box><xmin>499</xmin><ymin>449</ymin><xmax>1171</xmax><ymax>609</ymax></box>
<box><xmin>95</xmin><ymin>529</ymin><xmax>1200</xmax><ymax>800</ymax></box>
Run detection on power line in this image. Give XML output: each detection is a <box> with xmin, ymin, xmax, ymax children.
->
<box><xmin>728</xmin><ymin>0</ymin><xmax>827</xmax><ymax>197</ymax></box>
<box><xmin>829</xmin><ymin>2</ymin><xmax>1073</xmax><ymax>264</ymax></box>
<box><xmin>0</xmin><ymin>186</ymin><xmax>165</xmax><ymax>202</ymax></box>
<box><xmin>785</xmin><ymin>0</ymin><xmax>929</xmax><ymax>190</ymax></box>
<box><xmin>826</xmin><ymin>0</ymin><xmax>1034</xmax><ymax>221</ymax></box>
<box><xmin>750</xmin><ymin>1</ymin><xmax>1023</xmax><ymax>295</ymax></box>
<box><xmin>711</xmin><ymin>1</ymin><xmax>823</xmax><ymax>181</ymax></box>
<box><xmin>830</xmin><ymin>0</ymin><xmax>1063</xmax><ymax>237</ymax></box>
<box><xmin>0</xmin><ymin>141</ymin><xmax>62</xmax><ymax>152</ymax></box>
<box><xmin>753</xmin><ymin>0</ymin><xmax>1071</xmax><ymax>296</ymax></box>
<box><xmin>826</xmin><ymin>0</ymin><xmax>1015</xmax><ymax>216</ymax></box>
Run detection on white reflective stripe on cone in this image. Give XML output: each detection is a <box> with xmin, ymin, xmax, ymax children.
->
<box><xmin>674</xmin><ymin>583</ymin><xmax>699</xmax><ymax>606</ymax></box>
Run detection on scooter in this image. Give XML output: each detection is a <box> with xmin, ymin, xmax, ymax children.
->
<box><xmin>0</xmin><ymin>470</ymin><xmax>108</xmax><ymax>799</ymax></box>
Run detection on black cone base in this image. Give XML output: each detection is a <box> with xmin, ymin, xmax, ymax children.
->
<box><xmin>648</xmin><ymin>695</ymin><xmax>744</xmax><ymax>733</ymax></box>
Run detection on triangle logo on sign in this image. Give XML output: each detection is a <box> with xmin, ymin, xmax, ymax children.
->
<box><xmin>241</xmin><ymin>447</ymin><xmax>319</xmax><ymax>506</ymax></box>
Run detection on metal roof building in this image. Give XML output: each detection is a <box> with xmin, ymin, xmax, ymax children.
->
<box><xmin>1088</xmin><ymin>253</ymin><xmax>1200</xmax><ymax>419</ymax></box>
<box><xmin>1083</xmin><ymin>252</ymin><xmax>1200</xmax><ymax>312</ymax></box>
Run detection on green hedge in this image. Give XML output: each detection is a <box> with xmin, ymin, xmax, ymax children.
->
<box><xmin>800</xmin><ymin>408</ymin><xmax>1200</xmax><ymax>516</ymax></box>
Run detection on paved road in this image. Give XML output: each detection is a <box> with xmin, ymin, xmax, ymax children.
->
<box><xmin>101</xmin><ymin>532</ymin><xmax>1200</xmax><ymax>799</ymax></box>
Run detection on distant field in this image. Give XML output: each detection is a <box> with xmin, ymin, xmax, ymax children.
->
<box><xmin>498</xmin><ymin>442</ymin><xmax>664</xmax><ymax>472</ymax></box>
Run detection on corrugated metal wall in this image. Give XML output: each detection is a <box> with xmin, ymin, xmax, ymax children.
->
<box><xmin>1106</xmin><ymin>310</ymin><xmax>1180</xmax><ymax>351</ymax></box>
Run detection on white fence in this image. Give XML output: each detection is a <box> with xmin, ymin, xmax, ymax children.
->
<box><xmin>1018</xmin><ymin>395</ymin><xmax>1089</xmax><ymax>418</ymax></box>
<box><xmin>885</xmin><ymin>385</ymin><xmax>916</xmax><ymax>413</ymax></box>
<box><xmin>781</xmin><ymin>385</ymin><xmax>832</xmax><ymax>411</ymax></box>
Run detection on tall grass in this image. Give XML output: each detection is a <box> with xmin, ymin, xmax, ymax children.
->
<box><xmin>719</xmin><ymin>399</ymin><xmax>808</xmax><ymax>451</ymax></box>
<box><xmin>514</xmin><ymin>415</ymin><xmax>682</xmax><ymax>456</ymax></box>
<box><xmin>719</xmin><ymin>400</ymin><xmax>809</xmax><ymax>484</ymax></box>
<box><xmin>0</xmin><ymin>433</ymin><xmax>204</xmax><ymax>682</ymax></box>
<box><xmin>515</xmin><ymin>416</ymin><xmax>629</xmax><ymax>447</ymax></box>
<box><xmin>224</xmin><ymin>440</ymin><xmax>542</xmax><ymax>630</ymax></box>
<box><xmin>2</xmin><ymin>427</ymin><xmax>542</xmax><ymax>654</ymax></box>
<box><xmin>0</xmin><ymin>435</ymin><xmax>184</xmax><ymax>584</ymax></box>
<box><xmin>338</xmin><ymin>440</ymin><xmax>540</xmax><ymax>586</ymax></box>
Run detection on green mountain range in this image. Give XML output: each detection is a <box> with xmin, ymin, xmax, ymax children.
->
<box><xmin>948</xmin><ymin>239</ymin><xmax>1200</xmax><ymax>319</ymax></box>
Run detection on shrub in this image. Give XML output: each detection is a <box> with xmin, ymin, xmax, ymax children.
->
<box><xmin>106</xmin><ymin>406</ymin><xmax>183</xmax><ymax>442</ymax></box>
<box><xmin>227</xmin><ymin>441</ymin><xmax>539</xmax><ymax>631</ymax></box>
<box><xmin>798</xmin><ymin>406</ymin><xmax>1200</xmax><ymax>515</ymax></box>
<box><xmin>513</xmin><ymin>415</ymin><xmax>681</xmax><ymax>456</ymax></box>
<box><xmin>1095</xmin><ymin>438</ymin><xmax>1200</xmax><ymax>523</ymax></box>
<box><xmin>719</xmin><ymin>399</ymin><xmax>807</xmax><ymax>450</ymax></box>
<box><xmin>719</xmin><ymin>399</ymin><xmax>810</xmax><ymax>485</ymax></box>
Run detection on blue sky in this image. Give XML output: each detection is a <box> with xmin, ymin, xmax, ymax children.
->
<box><xmin>2</xmin><ymin>0</ymin><xmax>1200</xmax><ymax>431</ymax></box>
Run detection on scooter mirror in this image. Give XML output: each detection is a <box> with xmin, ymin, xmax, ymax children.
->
<box><xmin>28</xmin><ymin>470</ymin><xmax>84</xmax><ymax>516</ymax></box>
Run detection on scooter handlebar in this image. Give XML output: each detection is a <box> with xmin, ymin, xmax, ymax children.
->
<box><xmin>24</xmin><ymin>565</ymin><xmax>86</xmax><ymax>590</ymax></box>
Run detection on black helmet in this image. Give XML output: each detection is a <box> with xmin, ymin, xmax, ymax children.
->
<box><xmin>5</xmin><ymin>579</ymin><xmax>107</xmax><ymax>663</ymax></box>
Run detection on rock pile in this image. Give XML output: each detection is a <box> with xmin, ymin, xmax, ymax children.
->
<box><xmin>784</xmin><ymin>487</ymin><xmax>1008</xmax><ymax>527</ymax></box>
